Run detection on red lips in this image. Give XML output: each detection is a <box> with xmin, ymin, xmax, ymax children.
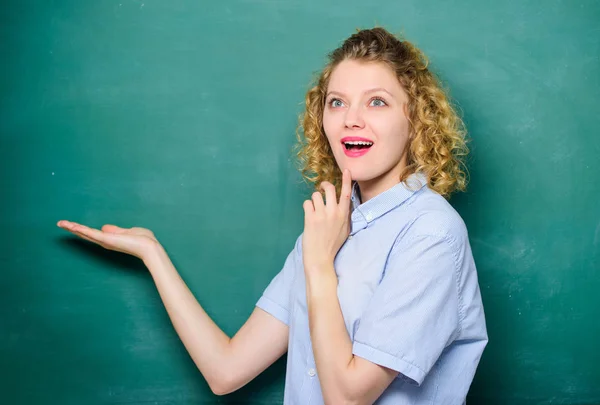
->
<box><xmin>341</xmin><ymin>137</ymin><xmax>374</xmax><ymax>158</ymax></box>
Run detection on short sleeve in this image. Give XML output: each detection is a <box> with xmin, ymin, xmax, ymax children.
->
<box><xmin>352</xmin><ymin>233</ymin><xmax>461</xmax><ymax>385</ymax></box>
<box><xmin>255</xmin><ymin>235</ymin><xmax>301</xmax><ymax>326</ymax></box>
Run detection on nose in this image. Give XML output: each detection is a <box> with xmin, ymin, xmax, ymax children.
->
<box><xmin>344</xmin><ymin>105</ymin><xmax>365</xmax><ymax>129</ymax></box>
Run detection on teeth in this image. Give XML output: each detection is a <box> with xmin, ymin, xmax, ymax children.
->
<box><xmin>344</xmin><ymin>141</ymin><xmax>373</xmax><ymax>146</ymax></box>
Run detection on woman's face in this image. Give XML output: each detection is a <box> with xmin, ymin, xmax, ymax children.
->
<box><xmin>322</xmin><ymin>59</ymin><xmax>411</xmax><ymax>195</ymax></box>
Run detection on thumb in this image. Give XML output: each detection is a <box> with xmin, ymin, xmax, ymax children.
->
<box><xmin>101</xmin><ymin>224</ymin><xmax>128</xmax><ymax>234</ymax></box>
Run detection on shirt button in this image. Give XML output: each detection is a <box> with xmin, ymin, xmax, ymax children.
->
<box><xmin>307</xmin><ymin>368</ymin><xmax>316</xmax><ymax>377</ymax></box>
<box><xmin>365</xmin><ymin>213</ymin><xmax>373</xmax><ymax>221</ymax></box>
<box><xmin>348</xmin><ymin>235</ymin><xmax>353</xmax><ymax>240</ymax></box>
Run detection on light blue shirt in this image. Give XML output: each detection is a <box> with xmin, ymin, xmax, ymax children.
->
<box><xmin>256</xmin><ymin>172</ymin><xmax>488</xmax><ymax>404</ymax></box>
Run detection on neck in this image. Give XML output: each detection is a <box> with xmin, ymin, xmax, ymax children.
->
<box><xmin>356</xmin><ymin>177</ymin><xmax>397</xmax><ymax>203</ymax></box>
<box><xmin>356</xmin><ymin>157</ymin><xmax>408</xmax><ymax>203</ymax></box>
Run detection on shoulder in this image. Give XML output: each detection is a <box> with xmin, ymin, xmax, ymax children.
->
<box><xmin>402</xmin><ymin>187</ymin><xmax>469</xmax><ymax>246</ymax></box>
<box><xmin>287</xmin><ymin>233</ymin><xmax>303</xmax><ymax>256</ymax></box>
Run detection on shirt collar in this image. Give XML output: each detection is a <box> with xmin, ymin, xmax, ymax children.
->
<box><xmin>350</xmin><ymin>172</ymin><xmax>428</xmax><ymax>234</ymax></box>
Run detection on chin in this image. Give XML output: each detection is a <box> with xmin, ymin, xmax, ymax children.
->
<box><xmin>341</xmin><ymin>168</ymin><xmax>378</xmax><ymax>183</ymax></box>
<box><xmin>336</xmin><ymin>159</ymin><xmax>392</xmax><ymax>183</ymax></box>
<box><xmin>343</xmin><ymin>165</ymin><xmax>399</xmax><ymax>186</ymax></box>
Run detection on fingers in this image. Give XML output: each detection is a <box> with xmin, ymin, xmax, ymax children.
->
<box><xmin>57</xmin><ymin>220</ymin><xmax>149</xmax><ymax>259</ymax></box>
<box><xmin>311</xmin><ymin>191</ymin><xmax>325</xmax><ymax>212</ymax></box>
<box><xmin>340</xmin><ymin>169</ymin><xmax>352</xmax><ymax>211</ymax></box>
<box><xmin>303</xmin><ymin>199</ymin><xmax>314</xmax><ymax>215</ymax></box>
<box><xmin>58</xmin><ymin>221</ymin><xmax>108</xmax><ymax>245</ymax></box>
<box><xmin>307</xmin><ymin>177</ymin><xmax>351</xmax><ymax>216</ymax></box>
<box><xmin>57</xmin><ymin>220</ymin><xmax>77</xmax><ymax>229</ymax></box>
<box><xmin>71</xmin><ymin>224</ymin><xmax>107</xmax><ymax>243</ymax></box>
<box><xmin>57</xmin><ymin>220</ymin><xmax>84</xmax><ymax>234</ymax></box>
<box><xmin>59</xmin><ymin>221</ymin><xmax>124</xmax><ymax>238</ymax></box>
<box><xmin>303</xmin><ymin>190</ymin><xmax>325</xmax><ymax>219</ymax></box>
<box><xmin>71</xmin><ymin>229</ymin><xmax>100</xmax><ymax>245</ymax></box>
<box><xmin>320</xmin><ymin>182</ymin><xmax>337</xmax><ymax>210</ymax></box>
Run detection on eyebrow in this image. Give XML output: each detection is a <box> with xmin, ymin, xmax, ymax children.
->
<box><xmin>326</xmin><ymin>87</ymin><xmax>396</xmax><ymax>99</ymax></box>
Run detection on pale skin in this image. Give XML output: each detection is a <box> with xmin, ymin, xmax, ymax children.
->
<box><xmin>58</xmin><ymin>60</ymin><xmax>411</xmax><ymax>404</ymax></box>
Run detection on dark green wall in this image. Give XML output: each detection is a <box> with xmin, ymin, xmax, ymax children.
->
<box><xmin>1</xmin><ymin>1</ymin><xmax>598</xmax><ymax>404</ymax></box>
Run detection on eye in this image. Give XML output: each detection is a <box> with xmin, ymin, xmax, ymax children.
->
<box><xmin>369</xmin><ymin>97</ymin><xmax>387</xmax><ymax>107</ymax></box>
<box><xmin>328</xmin><ymin>98</ymin><xmax>345</xmax><ymax>108</ymax></box>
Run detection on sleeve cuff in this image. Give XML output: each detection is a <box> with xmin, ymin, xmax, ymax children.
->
<box><xmin>352</xmin><ymin>341</ymin><xmax>426</xmax><ymax>385</ymax></box>
<box><xmin>256</xmin><ymin>295</ymin><xmax>290</xmax><ymax>326</ymax></box>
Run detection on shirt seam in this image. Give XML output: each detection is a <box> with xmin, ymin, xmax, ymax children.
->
<box><xmin>391</xmin><ymin>231</ymin><xmax>466</xmax><ymax>335</ymax></box>
<box><xmin>430</xmin><ymin>363</ymin><xmax>441</xmax><ymax>405</ymax></box>
<box><xmin>256</xmin><ymin>295</ymin><xmax>290</xmax><ymax>324</ymax></box>
<box><xmin>353</xmin><ymin>339</ymin><xmax>427</xmax><ymax>377</ymax></box>
<box><xmin>444</xmin><ymin>233</ymin><xmax>466</xmax><ymax>335</ymax></box>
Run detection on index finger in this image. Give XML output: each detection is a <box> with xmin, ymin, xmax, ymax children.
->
<box><xmin>340</xmin><ymin>169</ymin><xmax>352</xmax><ymax>208</ymax></box>
<box><xmin>63</xmin><ymin>223</ymin><xmax>109</xmax><ymax>245</ymax></box>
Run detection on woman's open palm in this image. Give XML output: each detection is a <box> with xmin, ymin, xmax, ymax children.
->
<box><xmin>57</xmin><ymin>220</ymin><xmax>159</xmax><ymax>260</ymax></box>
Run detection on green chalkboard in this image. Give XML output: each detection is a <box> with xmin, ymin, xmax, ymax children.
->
<box><xmin>1</xmin><ymin>1</ymin><xmax>598</xmax><ymax>404</ymax></box>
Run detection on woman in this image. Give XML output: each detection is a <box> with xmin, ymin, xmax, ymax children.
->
<box><xmin>58</xmin><ymin>27</ymin><xmax>487</xmax><ymax>404</ymax></box>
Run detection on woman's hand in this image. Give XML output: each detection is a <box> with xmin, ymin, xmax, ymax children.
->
<box><xmin>302</xmin><ymin>169</ymin><xmax>353</xmax><ymax>275</ymax></box>
<box><xmin>57</xmin><ymin>220</ymin><xmax>160</xmax><ymax>261</ymax></box>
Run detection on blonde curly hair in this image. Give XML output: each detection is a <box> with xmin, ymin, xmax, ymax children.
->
<box><xmin>295</xmin><ymin>27</ymin><xmax>469</xmax><ymax>198</ymax></box>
